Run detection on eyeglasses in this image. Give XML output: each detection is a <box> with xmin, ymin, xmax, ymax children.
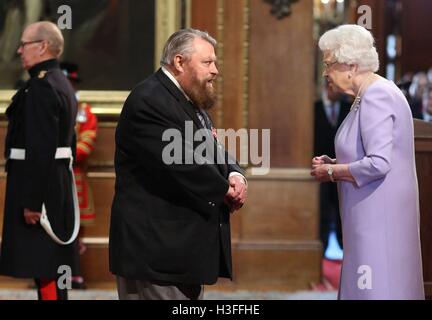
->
<box><xmin>323</xmin><ymin>60</ymin><xmax>338</xmax><ymax>70</ymax></box>
<box><xmin>18</xmin><ymin>40</ymin><xmax>44</xmax><ymax>49</ymax></box>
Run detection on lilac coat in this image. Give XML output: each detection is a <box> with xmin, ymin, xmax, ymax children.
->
<box><xmin>335</xmin><ymin>79</ymin><xmax>425</xmax><ymax>300</ymax></box>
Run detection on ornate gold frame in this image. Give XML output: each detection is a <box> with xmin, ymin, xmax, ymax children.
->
<box><xmin>0</xmin><ymin>89</ymin><xmax>129</xmax><ymax>116</ymax></box>
<box><xmin>0</xmin><ymin>1</ymin><xmax>190</xmax><ymax>116</ymax></box>
<box><xmin>0</xmin><ymin>90</ymin><xmax>14</xmax><ymax>114</ymax></box>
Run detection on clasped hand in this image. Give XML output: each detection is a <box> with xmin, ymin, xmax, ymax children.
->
<box><xmin>224</xmin><ymin>175</ymin><xmax>247</xmax><ymax>213</ymax></box>
<box><xmin>310</xmin><ymin>155</ymin><xmax>335</xmax><ymax>182</ymax></box>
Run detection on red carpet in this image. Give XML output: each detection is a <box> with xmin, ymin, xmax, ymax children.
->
<box><xmin>311</xmin><ymin>258</ymin><xmax>342</xmax><ymax>291</ymax></box>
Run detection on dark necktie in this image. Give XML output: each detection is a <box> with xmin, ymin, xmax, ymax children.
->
<box><xmin>196</xmin><ymin>108</ymin><xmax>213</xmax><ymax>130</ymax></box>
<box><xmin>188</xmin><ymin>100</ymin><xmax>208</xmax><ymax>129</ymax></box>
<box><xmin>196</xmin><ymin>109</ymin><xmax>207</xmax><ymax>129</ymax></box>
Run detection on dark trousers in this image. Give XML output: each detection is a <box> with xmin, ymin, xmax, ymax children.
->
<box><xmin>116</xmin><ymin>276</ymin><xmax>204</xmax><ymax>300</ymax></box>
<box><xmin>34</xmin><ymin>278</ymin><xmax>68</xmax><ymax>300</ymax></box>
<box><xmin>319</xmin><ymin>182</ymin><xmax>343</xmax><ymax>252</ymax></box>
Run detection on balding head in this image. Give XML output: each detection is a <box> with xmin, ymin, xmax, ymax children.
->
<box><xmin>28</xmin><ymin>21</ymin><xmax>64</xmax><ymax>57</ymax></box>
<box><xmin>17</xmin><ymin>21</ymin><xmax>64</xmax><ymax>70</ymax></box>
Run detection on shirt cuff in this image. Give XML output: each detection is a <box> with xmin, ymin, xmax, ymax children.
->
<box><xmin>229</xmin><ymin>172</ymin><xmax>247</xmax><ymax>185</ymax></box>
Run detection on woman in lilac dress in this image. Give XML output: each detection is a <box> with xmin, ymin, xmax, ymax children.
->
<box><xmin>311</xmin><ymin>25</ymin><xmax>424</xmax><ymax>300</ymax></box>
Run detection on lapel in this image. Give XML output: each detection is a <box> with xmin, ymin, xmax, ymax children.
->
<box><xmin>155</xmin><ymin>69</ymin><xmax>228</xmax><ymax>176</ymax></box>
<box><xmin>155</xmin><ymin>69</ymin><xmax>203</xmax><ymax>130</ymax></box>
<box><xmin>201</xmin><ymin>110</ymin><xmax>229</xmax><ymax>177</ymax></box>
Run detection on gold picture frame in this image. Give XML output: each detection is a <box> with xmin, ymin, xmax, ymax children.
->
<box><xmin>0</xmin><ymin>1</ymin><xmax>190</xmax><ymax>117</ymax></box>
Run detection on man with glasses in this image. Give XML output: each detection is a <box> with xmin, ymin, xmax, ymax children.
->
<box><xmin>0</xmin><ymin>21</ymin><xmax>79</xmax><ymax>300</ymax></box>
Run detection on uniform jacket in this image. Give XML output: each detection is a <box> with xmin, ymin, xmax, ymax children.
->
<box><xmin>0</xmin><ymin>59</ymin><xmax>79</xmax><ymax>278</ymax></box>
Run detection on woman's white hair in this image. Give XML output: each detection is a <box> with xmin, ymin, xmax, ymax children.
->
<box><xmin>319</xmin><ymin>24</ymin><xmax>379</xmax><ymax>72</ymax></box>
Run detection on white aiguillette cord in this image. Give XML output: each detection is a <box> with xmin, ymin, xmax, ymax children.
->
<box><xmin>39</xmin><ymin>153</ymin><xmax>80</xmax><ymax>245</ymax></box>
<box><xmin>9</xmin><ymin>147</ymin><xmax>80</xmax><ymax>245</ymax></box>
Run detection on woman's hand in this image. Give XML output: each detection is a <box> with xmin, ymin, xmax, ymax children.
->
<box><xmin>312</xmin><ymin>155</ymin><xmax>336</xmax><ymax>169</ymax></box>
<box><xmin>311</xmin><ymin>164</ymin><xmax>332</xmax><ymax>182</ymax></box>
<box><xmin>311</xmin><ymin>163</ymin><xmax>356</xmax><ymax>184</ymax></box>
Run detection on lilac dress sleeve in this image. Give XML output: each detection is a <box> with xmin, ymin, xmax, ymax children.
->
<box><xmin>348</xmin><ymin>86</ymin><xmax>395</xmax><ymax>188</ymax></box>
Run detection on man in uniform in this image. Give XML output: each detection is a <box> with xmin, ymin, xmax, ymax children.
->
<box><xmin>0</xmin><ymin>21</ymin><xmax>79</xmax><ymax>300</ymax></box>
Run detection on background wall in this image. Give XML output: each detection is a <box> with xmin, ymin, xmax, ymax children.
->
<box><xmin>1</xmin><ymin>0</ymin><xmax>431</xmax><ymax>291</ymax></box>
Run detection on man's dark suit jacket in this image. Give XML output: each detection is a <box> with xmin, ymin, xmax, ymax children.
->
<box><xmin>109</xmin><ymin>69</ymin><xmax>243</xmax><ymax>285</ymax></box>
<box><xmin>314</xmin><ymin>98</ymin><xmax>350</xmax><ymax>251</ymax></box>
<box><xmin>314</xmin><ymin>99</ymin><xmax>350</xmax><ymax>158</ymax></box>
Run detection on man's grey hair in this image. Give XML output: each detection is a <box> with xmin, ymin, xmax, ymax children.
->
<box><xmin>160</xmin><ymin>28</ymin><xmax>217</xmax><ymax>67</ymax></box>
<box><xmin>32</xmin><ymin>21</ymin><xmax>64</xmax><ymax>58</ymax></box>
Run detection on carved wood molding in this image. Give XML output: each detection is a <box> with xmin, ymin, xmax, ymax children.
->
<box><xmin>245</xmin><ymin>168</ymin><xmax>316</xmax><ymax>181</ymax></box>
<box><xmin>263</xmin><ymin>0</ymin><xmax>299</xmax><ymax>19</ymax></box>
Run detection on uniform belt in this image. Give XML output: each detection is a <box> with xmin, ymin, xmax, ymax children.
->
<box><xmin>9</xmin><ymin>147</ymin><xmax>72</xmax><ymax>160</ymax></box>
<box><xmin>8</xmin><ymin>147</ymin><xmax>80</xmax><ymax>246</ymax></box>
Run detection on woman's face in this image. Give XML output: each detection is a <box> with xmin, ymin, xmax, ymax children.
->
<box><xmin>322</xmin><ymin>51</ymin><xmax>353</xmax><ymax>96</ymax></box>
